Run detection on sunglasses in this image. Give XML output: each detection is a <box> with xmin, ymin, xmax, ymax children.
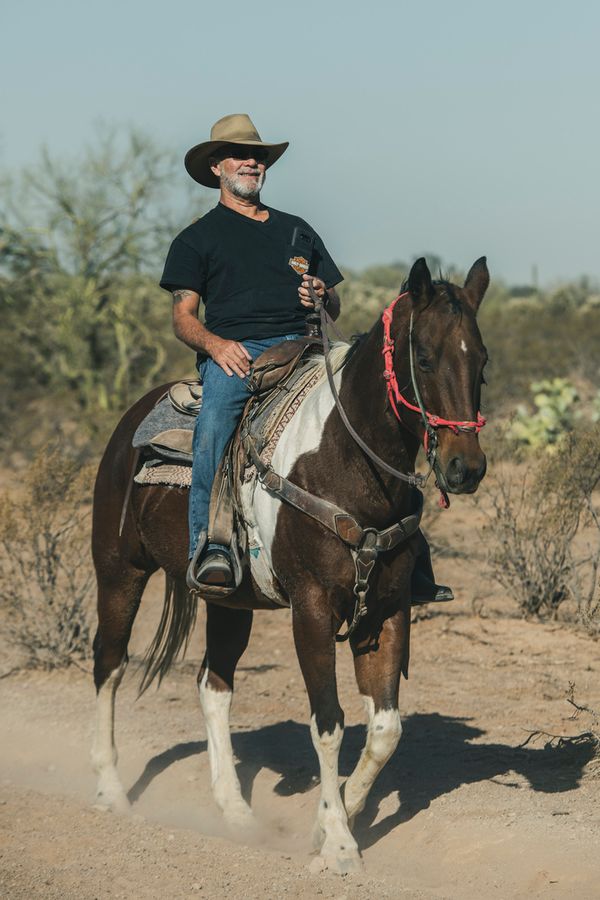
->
<box><xmin>227</xmin><ymin>145</ymin><xmax>270</xmax><ymax>163</ymax></box>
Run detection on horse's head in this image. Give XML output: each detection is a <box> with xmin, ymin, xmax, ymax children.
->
<box><xmin>389</xmin><ymin>256</ymin><xmax>489</xmax><ymax>495</ymax></box>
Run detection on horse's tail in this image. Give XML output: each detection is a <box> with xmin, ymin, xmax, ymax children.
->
<box><xmin>138</xmin><ymin>575</ymin><xmax>198</xmax><ymax>695</ymax></box>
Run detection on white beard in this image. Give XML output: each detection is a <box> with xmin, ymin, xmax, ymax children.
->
<box><xmin>220</xmin><ymin>167</ymin><xmax>265</xmax><ymax>200</ymax></box>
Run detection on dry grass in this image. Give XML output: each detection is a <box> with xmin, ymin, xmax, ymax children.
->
<box><xmin>481</xmin><ymin>427</ymin><xmax>600</xmax><ymax>627</ymax></box>
<box><xmin>0</xmin><ymin>445</ymin><xmax>95</xmax><ymax>668</ymax></box>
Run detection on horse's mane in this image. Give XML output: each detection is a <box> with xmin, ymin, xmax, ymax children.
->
<box><xmin>313</xmin><ymin>341</ymin><xmax>354</xmax><ymax>375</ymax></box>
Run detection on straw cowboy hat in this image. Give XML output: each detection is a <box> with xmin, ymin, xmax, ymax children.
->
<box><xmin>184</xmin><ymin>114</ymin><xmax>289</xmax><ymax>188</ymax></box>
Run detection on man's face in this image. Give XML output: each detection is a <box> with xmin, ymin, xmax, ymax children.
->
<box><xmin>210</xmin><ymin>145</ymin><xmax>268</xmax><ymax>200</ymax></box>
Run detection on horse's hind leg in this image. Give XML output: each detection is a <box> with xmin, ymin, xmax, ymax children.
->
<box><xmin>343</xmin><ymin>605</ymin><xmax>409</xmax><ymax>828</ymax></box>
<box><xmin>91</xmin><ymin>567</ymin><xmax>150</xmax><ymax>812</ymax></box>
<box><xmin>198</xmin><ymin>603</ymin><xmax>254</xmax><ymax>830</ymax></box>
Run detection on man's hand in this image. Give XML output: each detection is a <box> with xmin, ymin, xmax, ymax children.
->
<box><xmin>172</xmin><ymin>289</ymin><xmax>252</xmax><ymax>375</ymax></box>
<box><xmin>206</xmin><ymin>335</ymin><xmax>252</xmax><ymax>378</ymax></box>
<box><xmin>299</xmin><ymin>275</ymin><xmax>327</xmax><ymax>308</ymax></box>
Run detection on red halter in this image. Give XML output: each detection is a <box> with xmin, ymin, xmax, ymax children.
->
<box><xmin>381</xmin><ymin>292</ymin><xmax>486</xmax><ymax>507</ymax></box>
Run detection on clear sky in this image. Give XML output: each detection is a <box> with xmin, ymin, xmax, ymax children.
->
<box><xmin>2</xmin><ymin>0</ymin><xmax>599</xmax><ymax>285</ymax></box>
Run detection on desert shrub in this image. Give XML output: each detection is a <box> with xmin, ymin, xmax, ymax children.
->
<box><xmin>0</xmin><ymin>446</ymin><xmax>95</xmax><ymax>668</ymax></box>
<box><xmin>508</xmin><ymin>378</ymin><xmax>579</xmax><ymax>449</ymax></box>
<box><xmin>483</xmin><ymin>427</ymin><xmax>600</xmax><ymax>620</ymax></box>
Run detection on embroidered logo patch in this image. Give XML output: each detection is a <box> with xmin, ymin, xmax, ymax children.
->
<box><xmin>288</xmin><ymin>255</ymin><xmax>309</xmax><ymax>275</ymax></box>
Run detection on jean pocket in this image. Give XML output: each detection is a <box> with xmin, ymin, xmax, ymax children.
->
<box><xmin>197</xmin><ymin>359</ymin><xmax>207</xmax><ymax>383</ymax></box>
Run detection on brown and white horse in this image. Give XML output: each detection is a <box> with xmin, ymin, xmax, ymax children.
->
<box><xmin>91</xmin><ymin>257</ymin><xmax>489</xmax><ymax>874</ymax></box>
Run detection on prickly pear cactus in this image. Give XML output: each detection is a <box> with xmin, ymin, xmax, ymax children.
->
<box><xmin>509</xmin><ymin>378</ymin><xmax>579</xmax><ymax>449</ymax></box>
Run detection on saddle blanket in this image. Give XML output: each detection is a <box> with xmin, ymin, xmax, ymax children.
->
<box><xmin>134</xmin><ymin>461</ymin><xmax>192</xmax><ymax>488</ymax></box>
<box><xmin>132</xmin><ymin>394</ymin><xmax>196</xmax><ymax>465</ymax></box>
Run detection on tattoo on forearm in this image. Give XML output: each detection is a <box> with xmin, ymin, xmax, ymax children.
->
<box><xmin>172</xmin><ymin>289</ymin><xmax>195</xmax><ymax>304</ymax></box>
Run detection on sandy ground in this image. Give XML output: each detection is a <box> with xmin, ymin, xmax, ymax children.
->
<box><xmin>2</xmin><ymin>497</ymin><xmax>600</xmax><ymax>899</ymax></box>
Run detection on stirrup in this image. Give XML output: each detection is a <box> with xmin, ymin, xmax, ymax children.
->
<box><xmin>192</xmin><ymin>550</ymin><xmax>233</xmax><ymax>587</ymax></box>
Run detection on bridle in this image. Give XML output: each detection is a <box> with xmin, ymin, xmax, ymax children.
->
<box><xmin>381</xmin><ymin>291</ymin><xmax>486</xmax><ymax>506</ymax></box>
<box><xmin>316</xmin><ymin>286</ymin><xmax>486</xmax><ymax>507</ymax></box>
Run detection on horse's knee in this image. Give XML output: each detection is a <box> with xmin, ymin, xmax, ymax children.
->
<box><xmin>368</xmin><ymin>708</ymin><xmax>402</xmax><ymax>764</ymax></box>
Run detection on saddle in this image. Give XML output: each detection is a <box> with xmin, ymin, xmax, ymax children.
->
<box><xmin>131</xmin><ymin>338</ymin><xmax>327</xmax><ymax>597</ymax></box>
<box><xmin>131</xmin><ymin>338</ymin><xmax>323</xmax><ymax>467</ymax></box>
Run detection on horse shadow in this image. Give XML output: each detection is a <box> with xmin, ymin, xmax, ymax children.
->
<box><xmin>127</xmin><ymin>712</ymin><xmax>595</xmax><ymax>847</ymax></box>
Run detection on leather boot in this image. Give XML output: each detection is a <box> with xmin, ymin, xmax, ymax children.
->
<box><xmin>192</xmin><ymin>549</ymin><xmax>234</xmax><ymax>587</ymax></box>
<box><xmin>411</xmin><ymin>530</ymin><xmax>454</xmax><ymax>605</ymax></box>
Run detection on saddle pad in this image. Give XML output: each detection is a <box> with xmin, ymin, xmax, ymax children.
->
<box><xmin>134</xmin><ymin>461</ymin><xmax>192</xmax><ymax>488</ymax></box>
<box><xmin>133</xmin><ymin>395</ymin><xmax>196</xmax><ymax>462</ymax></box>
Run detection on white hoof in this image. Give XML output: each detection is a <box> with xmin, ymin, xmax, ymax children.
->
<box><xmin>223</xmin><ymin>800</ymin><xmax>257</xmax><ymax>834</ymax></box>
<box><xmin>94</xmin><ymin>773</ymin><xmax>130</xmax><ymax>814</ymax></box>
<box><xmin>93</xmin><ymin>790</ymin><xmax>130</xmax><ymax>814</ymax></box>
<box><xmin>309</xmin><ymin>849</ymin><xmax>363</xmax><ymax>876</ymax></box>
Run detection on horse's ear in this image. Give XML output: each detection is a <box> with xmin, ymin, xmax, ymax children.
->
<box><xmin>408</xmin><ymin>257</ymin><xmax>434</xmax><ymax>307</ymax></box>
<box><xmin>463</xmin><ymin>257</ymin><xmax>489</xmax><ymax>311</ymax></box>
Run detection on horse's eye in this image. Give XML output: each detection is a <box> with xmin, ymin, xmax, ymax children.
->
<box><xmin>417</xmin><ymin>355</ymin><xmax>433</xmax><ymax>372</ymax></box>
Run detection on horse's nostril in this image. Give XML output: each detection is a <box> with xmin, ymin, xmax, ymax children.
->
<box><xmin>446</xmin><ymin>456</ymin><xmax>467</xmax><ymax>487</ymax></box>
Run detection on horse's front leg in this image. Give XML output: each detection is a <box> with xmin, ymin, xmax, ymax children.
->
<box><xmin>343</xmin><ymin>603</ymin><xmax>409</xmax><ymax>828</ymax></box>
<box><xmin>292</xmin><ymin>586</ymin><xmax>362</xmax><ymax>875</ymax></box>
<box><xmin>198</xmin><ymin>604</ymin><xmax>254</xmax><ymax>831</ymax></box>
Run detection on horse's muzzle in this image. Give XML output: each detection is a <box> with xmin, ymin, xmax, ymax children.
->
<box><xmin>439</xmin><ymin>452</ymin><xmax>487</xmax><ymax>494</ymax></box>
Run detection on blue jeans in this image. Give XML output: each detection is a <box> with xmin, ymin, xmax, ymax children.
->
<box><xmin>188</xmin><ymin>334</ymin><xmax>302</xmax><ymax>557</ymax></box>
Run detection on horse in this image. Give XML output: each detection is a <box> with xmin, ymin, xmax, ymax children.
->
<box><xmin>91</xmin><ymin>256</ymin><xmax>489</xmax><ymax>874</ymax></box>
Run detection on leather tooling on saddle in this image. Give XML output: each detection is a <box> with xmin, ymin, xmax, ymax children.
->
<box><xmin>131</xmin><ymin>339</ymin><xmax>325</xmax><ymax>486</ymax></box>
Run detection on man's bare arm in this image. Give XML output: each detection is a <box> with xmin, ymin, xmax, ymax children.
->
<box><xmin>172</xmin><ymin>289</ymin><xmax>252</xmax><ymax>378</ymax></box>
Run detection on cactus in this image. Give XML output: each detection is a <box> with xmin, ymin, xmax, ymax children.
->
<box><xmin>509</xmin><ymin>378</ymin><xmax>579</xmax><ymax>449</ymax></box>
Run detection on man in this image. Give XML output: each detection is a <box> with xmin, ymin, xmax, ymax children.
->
<box><xmin>160</xmin><ymin>113</ymin><xmax>452</xmax><ymax>604</ymax></box>
<box><xmin>160</xmin><ymin>114</ymin><xmax>342</xmax><ymax>587</ymax></box>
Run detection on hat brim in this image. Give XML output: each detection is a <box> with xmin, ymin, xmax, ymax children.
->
<box><xmin>184</xmin><ymin>139</ymin><xmax>289</xmax><ymax>188</ymax></box>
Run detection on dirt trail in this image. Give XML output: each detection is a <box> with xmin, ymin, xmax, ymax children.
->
<box><xmin>2</xmin><ymin>506</ymin><xmax>600</xmax><ymax>898</ymax></box>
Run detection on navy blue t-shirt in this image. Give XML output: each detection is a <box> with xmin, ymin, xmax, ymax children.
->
<box><xmin>159</xmin><ymin>203</ymin><xmax>343</xmax><ymax>341</ymax></box>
